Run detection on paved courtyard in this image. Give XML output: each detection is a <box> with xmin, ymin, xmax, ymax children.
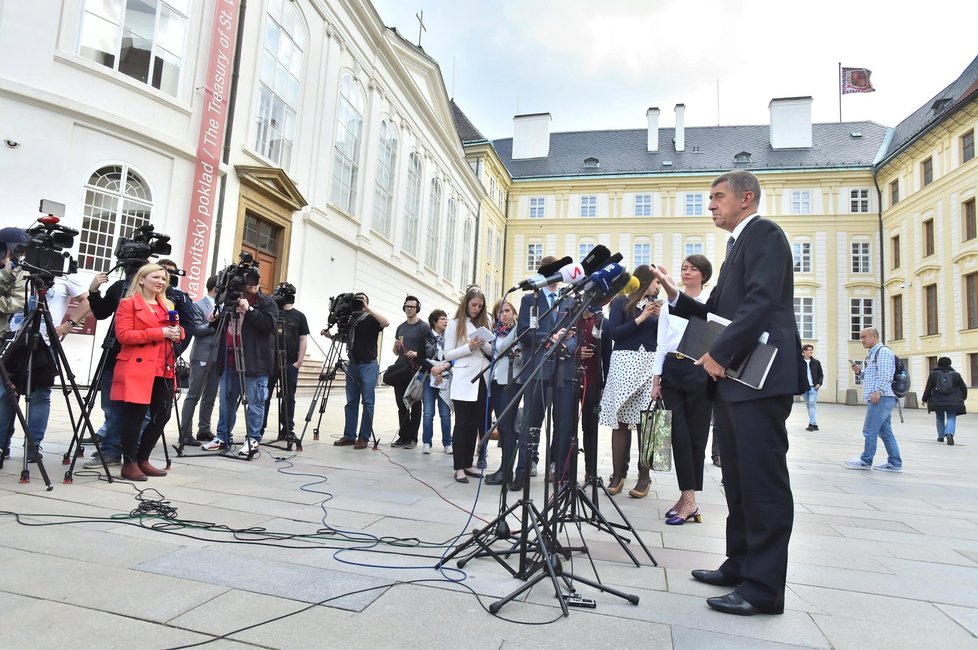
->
<box><xmin>1</xmin><ymin>388</ymin><xmax>976</xmax><ymax>649</ymax></box>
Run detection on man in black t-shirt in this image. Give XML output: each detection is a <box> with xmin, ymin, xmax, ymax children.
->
<box><xmin>390</xmin><ymin>295</ymin><xmax>430</xmax><ymax>449</ymax></box>
<box><xmin>261</xmin><ymin>291</ymin><xmax>310</xmax><ymax>440</ymax></box>
<box><xmin>326</xmin><ymin>292</ymin><xmax>389</xmax><ymax>449</ymax></box>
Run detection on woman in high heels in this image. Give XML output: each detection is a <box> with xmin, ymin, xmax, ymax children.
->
<box><xmin>651</xmin><ymin>255</ymin><xmax>713</xmax><ymax>524</ymax></box>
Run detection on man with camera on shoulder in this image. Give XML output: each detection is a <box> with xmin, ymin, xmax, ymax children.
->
<box><xmin>260</xmin><ymin>282</ymin><xmax>309</xmax><ymax>441</ymax></box>
<box><xmin>203</xmin><ymin>266</ymin><xmax>278</xmax><ymax>455</ymax></box>
<box><xmin>326</xmin><ymin>292</ymin><xmax>388</xmax><ymax>449</ymax></box>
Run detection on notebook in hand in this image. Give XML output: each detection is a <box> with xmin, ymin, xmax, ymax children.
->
<box><xmin>677</xmin><ymin>316</ymin><xmax>779</xmax><ymax>389</ymax></box>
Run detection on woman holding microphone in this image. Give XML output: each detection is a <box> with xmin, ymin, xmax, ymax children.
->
<box><xmin>111</xmin><ymin>263</ymin><xmax>183</xmax><ymax>481</ymax></box>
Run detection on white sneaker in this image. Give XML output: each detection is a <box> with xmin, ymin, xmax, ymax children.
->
<box><xmin>844</xmin><ymin>458</ymin><xmax>871</xmax><ymax>470</ymax></box>
<box><xmin>444</xmin><ymin>445</ymin><xmax>453</xmax><ymax>454</ymax></box>
<box><xmin>238</xmin><ymin>438</ymin><xmax>259</xmax><ymax>456</ymax></box>
<box><xmin>422</xmin><ymin>443</ymin><xmax>432</xmax><ymax>454</ymax></box>
<box><xmin>202</xmin><ymin>439</ymin><xmax>226</xmax><ymax>451</ymax></box>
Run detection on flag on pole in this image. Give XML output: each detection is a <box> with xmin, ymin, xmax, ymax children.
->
<box><xmin>841</xmin><ymin>67</ymin><xmax>875</xmax><ymax>94</ymax></box>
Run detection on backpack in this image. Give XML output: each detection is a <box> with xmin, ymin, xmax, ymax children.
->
<box><xmin>934</xmin><ymin>371</ymin><xmax>956</xmax><ymax>395</ymax></box>
<box><xmin>872</xmin><ymin>346</ymin><xmax>911</xmax><ymax>398</ymax></box>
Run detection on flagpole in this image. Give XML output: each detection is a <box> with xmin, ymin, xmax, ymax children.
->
<box><xmin>838</xmin><ymin>62</ymin><xmax>842</xmax><ymax>122</ymax></box>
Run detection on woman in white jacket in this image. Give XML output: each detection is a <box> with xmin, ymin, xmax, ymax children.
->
<box><xmin>443</xmin><ymin>287</ymin><xmax>492</xmax><ymax>483</ymax></box>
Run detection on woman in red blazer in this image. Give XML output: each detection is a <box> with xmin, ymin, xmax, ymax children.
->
<box><xmin>111</xmin><ymin>263</ymin><xmax>183</xmax><ymax>481</ymax></box>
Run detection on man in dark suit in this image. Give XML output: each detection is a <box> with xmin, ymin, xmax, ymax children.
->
<box><xmin>654</xmin><ymin>170</ymin><xmax>805</xmax><ymax>616</ymax></box>
<box><xmin>179</xmin><ymin>275</ymin><xmax>220</xmax><ymax>447</ymax></box>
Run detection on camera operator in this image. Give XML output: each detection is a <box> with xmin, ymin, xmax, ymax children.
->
<box><xmin>202</xmin><ymin>267</ymin><xmax>278</xmax><ymax>455</ymax></box>
<box><xmin>390</xmin><ymin>295</ymin><xmax>430</xmax><ymax>449</ymax></box>
<box><xmin>178</xmin><ymin>275</ymin><xmax>220</xmax><ymax>447</ymax></box>
<box><xmin>0</xmin><ymin>228</ymin><xmax>29</xmax><ymax>340</ymax></box>
<box><xmin>157</xmin><ymin>258</ymin><xmax>201</xmax><ymax>357</ymax></box>
<box><xmin>260</xmin><ymin>282</ymin><xmax>309</xmax><ymax>441</ymax></box>
<box><xmin>327</xmin><ymin>292</ymin><xmax>389</xmax><ymax>449</ymax></box>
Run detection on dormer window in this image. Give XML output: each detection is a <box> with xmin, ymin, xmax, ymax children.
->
<box><xmin>583</xmin><ymin>157</ymin><xmax>599</xmax><ymax>168</ymax></box>
<box><xmin>734</xmin><ymin>151</ymin><xmax>752</xmax><ymax>164</ymax></box>
<box><xmin>931</xmin><ymin>97</ymin><xmax>952</xmax><ymax>113</ymax></box>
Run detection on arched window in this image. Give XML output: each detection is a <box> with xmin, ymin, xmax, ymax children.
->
<box><xmin>402</xmin><ymin>153</ymin><xmax>422</xmax><ymax>256</ymax></box>
<box><xmin>442</xmin><ymin>198</ymin><xmax>457</xmax><ymax>279</ymax></box>
<box><xmin>424</xmin><ymin>178</ymin><xmax>442</xmax><ymax>270</ymax></box>
<box><xmin>78</xmin><ymin>164</ymin><xmax>153</xmax><ymax>272</ymax></box>
<box><xmin>330</xmin><ymin>72</ymin><xmax>365</xmax><ymax>214</ymax></box>
<box><xmin>460</xmin><ymin>218</ymin><xmax>473</xmax><ymax>287</ymax></box>
<box><xmin>254</xmin><ymin>0</ymin><xmax>304</xmax><ymax>170</ymax></box>
<box><xmin>371</xmin><ymin>119</ymin><xmax>398</xmax><ymax>237</ymax></box>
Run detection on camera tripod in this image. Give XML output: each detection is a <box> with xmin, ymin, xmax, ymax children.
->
<box><xmin>1</xmin><ymin>275</ymin><xmax>110</xmax><ymax>487</ymax></box>
<box><xmin>301</xmin><ymin>332</ymin><xmax>348</xmax><ymax>443</ymax></box>
<box><xmin>260</xmin><ymin>311</ymin><xmax>300</xmax><ymax>451</ymax></box>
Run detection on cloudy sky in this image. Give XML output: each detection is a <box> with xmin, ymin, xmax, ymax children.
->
<box><xmin>371</xmin><ymin>0</ymin><xmax>978</xmax><ymax>141</ymax></box>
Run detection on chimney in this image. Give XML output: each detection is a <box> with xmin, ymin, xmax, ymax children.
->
<box><xmin>512</xmin><ymin>113</ymin><xmax>552</xmax><ymax>160</ymax></box>
<box><xmin>674</xmin><ymin>103</ymin><xmax>685</xmax><ymax>152</ymax></box>
<box><xmin>769</xmin><ymin>96</ymin><xmax>812</xmax><ymax>149</ymax></box>
<box><xmin>646</xmin><ymin>107</ymin><xmax>660</xmax><ymax>152</ymax></box>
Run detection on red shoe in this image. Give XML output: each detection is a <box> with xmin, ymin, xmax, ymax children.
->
<box><xmin>120</xmin><ymin>461</ymin><xmax>147</xmax><ymax>482</ymax></box>
<box><xmin>138</xmin><ymin>460</ymin><xmax>167</xmax><ymax>477</ymax></box>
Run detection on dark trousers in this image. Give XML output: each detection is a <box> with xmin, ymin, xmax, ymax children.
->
<box><xmin>581</xmin><ymin>381</ymin><xmax>601</xmax><ymax>478</ymax></box>
<box><xmin>662</xmin><ymin>355</ymin><xmax>712</xmax><ymax>491</ymax></box>
<box><xmin>714</xmin><ymin>394</ymin><xmax>794</xmax><ymax>614</ymax></box>
<box><xmin>452</xmin><ymin>379</ymin><xmax>487</xmax><ymax>471</ymax></box>
<box><xmin>261</xmin><ymin>364</ymin><xmax>299</xmax><ymax>436</ymax></box>
<box><xmin>491</xmin><ymin>380</ymin><xmax>521</xmax><ymax>477</ymax></box>
<box><xmin>393</xmin><ymin>382</ymin><xmax>422</xmax><ymax>443</ymax></box>
<box><xmin>179</xmin><ymin>360</ymin><xmax>219</xmax><ymax>438</ymax></box>
<box><xmin>120</xmin><ymin>377</ymin><xmax>174</xmax><ymax>463</ymax></box>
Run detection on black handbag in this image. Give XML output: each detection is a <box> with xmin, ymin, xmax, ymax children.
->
<box><xmin>382</xmin><ymin>359</ymin><xmax>416</xmax><ymax>386</ymax></box>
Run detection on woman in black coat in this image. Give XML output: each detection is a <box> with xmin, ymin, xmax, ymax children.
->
<box><xmin>921</xmin><ymin>357</ymin><xmax>968</xmax><ymax>445</ymax></box>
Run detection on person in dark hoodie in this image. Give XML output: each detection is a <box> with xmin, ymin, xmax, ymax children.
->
<box><xmin>921</xmin><ymin>356</ymin><xmax>968</xmax><ymax>445</ymax></box>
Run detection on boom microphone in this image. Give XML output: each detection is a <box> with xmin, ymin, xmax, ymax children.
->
<box><xmin>508</xmin><ymin>255</ymin><xmax>573</xmax><ymax>293</ymax></box>
<box><xmin>524</xmin><ymin>262</ymin><xmax>586</xmax><ymax>290</ymax></box>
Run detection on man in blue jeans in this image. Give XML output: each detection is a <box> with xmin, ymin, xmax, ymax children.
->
<box><xmin>801</xmin><ymin>344</ymin><xmax>823</xmax><ymax>431</ymax></box>
<box><xmin>846</xmin><ymin>327</ymin><xmax>902</xmax><ymax>472</ymax></box>
<box><xmin>327</xmin><ymin>293</ymin><xmax>388</xmax><ymax>450</ymax></box>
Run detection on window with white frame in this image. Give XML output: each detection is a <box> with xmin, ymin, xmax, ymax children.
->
<box><xmin>528</xmin><ymin>197</ymin><xmax>546</xmax><ymax>219</ymax></box>
<box><xmin>489</xmin><ymin>176</ymin><xmax>497</xmax><ymax>204</ymax></box>
<box><xmin>78</xmin><ymin>0</ymin><xmax>189</xmax><ymax>97</ymax></box>
<box><xmin>527</xmin><ymin>242</ymin><xmax>543</xmax><ymax>272</ymax></box>
<box><xmin>685</xmin><ymin>193</ymin><xmax>704</xmax><ymax>216</ymax></box>
<box><xmin>633</xmin><ymin>241</ymin><xmax>651</xmax><ymax>267</ymax></box>
<box><xmin>402</xmin><ymin>153</ymin><xmax>422</xmax><ymax>256</ymax></box>
<box><xmin>685</xmin><ymin>241</ymin><xmax>703</xmax><ymax>256</ymax></box>
<box><xmin>790</xmin><ymin>190</ymin><xmax>812</xmax><ymax>214</ymax></box>
<box><xmin>253</xmin><ymin>0</ymin><xmax>303</xmax><ymax>170</ymax></box>
<box><xmin>580</xmin><ymin>195</ymin><xmax>597</xmax><ymax>217</ymax></box>
<box><xmin>851</xmin><ymin>241</ymin><xmax>871</xmax><ymax>273</ymax></box>
<box><xmin>579</xmin><ymin>241</ymin><xmax>595</xmax><ymax>261</ymax></box>
<box><xmin>79</xmin><ymin>164</ymin><xmax>153</xmax><ymax>273</ymax></box>
<box><xmin>460</xmin><ymin>219</ymin><xmax>473</xmax><ymax>286</ymax></box>
<box><xmin>371</xmin><ymin>119</ymin><xmax>398</xmax><ymax>238</ymax></box>
<box><xmin>495</xmin><ymin>232</ymin><xmax>502</xmax><ymax>267</ymax></box>
<box><xmin>634</xmin><ymin>194</ymin><xmax>652</xmax><ymax>217</ymax></box>
<box><xmin>850</xmin><ymin>298</ymin><xmax>874</xmax><ymax>340</ymax></box>
<box><xmin>486</xmin><ymin>225</ymin><xmax>495</xmax><ymax>266</ymax></box>
<box><xmin>792</xmin><ymin>241</ymin><xmax>811</xmax><ymax>272</ymax></box>
<box><xmin>424</xmin><ymin>179</ymin><xmax>442</xmax><ymax>270</ymax></box>
<box><xmin>329</xmin><ymin>73</ymin><xmax>365</xmax><ymax>214</ymax></box>
<box><xmin>442</xmin><ymin>198</ymin><xmax>457</xmax><ymax>279</ymax></box>
<box><xmin>794</xmin><ymin>297</ymin><xmax>814</xmax><ymax>339</ymax></box>
<box><xmin>850</xmin><ymin>188</ymin><xmax>869</xmax><ymax>213</ymax></box>
<box><xmin>497</xmin><ymin>186</ymin><xmax>505</xmax><ymax>212</ymax></box>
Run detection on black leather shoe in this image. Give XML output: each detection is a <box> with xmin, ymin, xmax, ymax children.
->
<box><xmin>181</xmin><ymin>435</ymin><xmax>201</xmax><ymax>447</ymax></box>
<box><xmin>706</xmin><ymin>591</ymin><xmax>763</xmax><ymax>616</ymax></box>
<box><xmin>508</xmin><ymin>473</ymin><xmax>525</xmax><ymax>491</ymax></box>
<box><xmin>485</xmin><ymin>469</ymin><xmax>509</xmax><ymax>486</ymax></box>
<box><xmin>691</xmin><ymin>569</ymin><xmax>740</xmax><ymax>587</ymax></box>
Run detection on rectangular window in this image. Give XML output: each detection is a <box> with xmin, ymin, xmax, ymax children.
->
<box><xmin>634</xmin><ymin>194</ymin><xmax>652</xmax><ymax>216</ymax></box>
<box><xmin>850</xmin><ymin>298</ymin><xmax>874</xmax><ymax>341</ymax></box>
<box><xmin>685</xmin><ymin>242</ymin><xmax>703</xmax><ymax>256</ymax></box>
<box><xmin>970</xmin><ymin>353</ymin><xmax>978</xmax><ymax>387</ymax></box>
<box><xmin>922</xmin><ymin>157</ymin><xmax>933</xmax><ymax>186</ymax></box>
<box><xmin>890</xmin><ymin>235</ymin><xmax>901</xmax><ymax>269</ymax></box>
<box><xmin>526</xmin><ymin>243</ymin><xmax>543</xmax><ymax>272</ymax></box>
<box><xmin>850</xmin><ymin>188</ymin><xmax>870</xmax><ymax>213</ymax></box>
<box><xmin>579</xmin><ymin>242</ymin><xmax>595</xmax><ymax>260</ymax></box>
<box><xmin>792</xmin><ymin>241</ymin><xmax>811</xmax><ymax>273</ymax></box>
<box><xmin>528</xmin><ymin>197</ymin><xmax>546</xmax><ymax>219</ymax></box>
<box><xmin>633</xmin><ymin>242</ymin><xmax>651</xmax><ymax>267</ymax></box>
<box><xmin>964</xmin><ymin>198</ymin><xmax>976</xmax><ymax>241</ymax></box>
<box><xmin>963</xmin><ymin>129</ymin><xmax>975</xmax><ymax>164</ymax></box>
<box><xmin>685</xmin><ymin>193</ymin><xmax>704</xmax><ymax>216</ymax></box>
<box><xmin>927</xmin><ymin>356</ymin><xmax>939</xmax><ymax>372</ymax></box>
<box><xmin>925</xmin><ymin>283</ymin><xmax>939</xmax><ymax>335</ymax></box>
<box><xmin>892</xmin><ymin>294</ymin><xmax>904</xmax><ymax>340</ymax></box>
<box><xmin>851</xmin><ymin>241</ymin><xmax>871</xmax><ymax>273</ymax></box>
<box><xmin>966</xmin><ymin>272</ymin><xmax>978</xmax><ymax>330</ymax></box>
<box><xmin>793</xmin><ymin>297</ymin><xmax>814</xmax><ymax>339</ymax></box>
<box><xmin>790</xmin><ymin>190</ymin><xmax>812</xmax><ymax>214</ymax></box>
<box><xmin>890</xmin><ymin>180</ymin><xmax>899</xmax><ymax>206</ymax></box>
<box><xmin>580</xmin><ymin>195</ymin><xmax>597</xmax><ymax>217</ymax></box>
<box><xmin>923</xmin><ymin>218</ymin><xmax>935</xmax><ymax>256</ymax></box>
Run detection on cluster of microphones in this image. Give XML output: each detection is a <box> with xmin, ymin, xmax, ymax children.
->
<box><xmin>507</xmin><ymin>244</ymin><xmax>642</xmax><ymax>307</ymax></box>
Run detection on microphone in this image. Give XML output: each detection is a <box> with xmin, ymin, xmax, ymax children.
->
<box><xmin>167</xmin><ymin>310</ymin><xmax>179</xmax><ymax>326</ymax></box>
<box><xmin>563</xmin><ymin>252</ymin><xmax>624</xmax><ymax>293</ymax></box>
<box><xmin>593</xmin><ymin>271</ymin><xmax>635</xmax><ymax>308</ymax></box>
<box><xmin>508</xmin><ymin>255</ymin><xmax>572</xmax><ymax>292</ymax></box>
<box><xmin>523</xmin><ymin>262</ymin><xmax>586</xmax><ymax>290</ymax></box>
<box><xmin>619</xmin><ymin>275</ymin><xmax>641</xmax><ymax>296</ymax></box>
<box><xmin>579</xmin><ymin>244</ymin><xmax>612</xmax><ymax>274</ymax></box>
<box><xmin>581</xmin><ymin>262</ymin><xmax>626</xmax><ymax>295</ymax></box>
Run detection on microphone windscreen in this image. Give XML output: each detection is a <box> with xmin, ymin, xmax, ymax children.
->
<box><xmin>167</xmin><ymin>310</ymin><xmax>179</xmax><ymax>324</ymax></box>
<box><xmin>558</xmin><ymin>263</ymin><xmax>586</xmax><ymax>284</ymax></box>
<box><xmin>580</xmin><ymin>244</ymin><xmax>612</xmax><ymax>273</ymax></box>
<box><xmin>537</xmin><ymin>256</ymin><xmax>572</xmax><ymax>277</ymax></box>
<box><xmin>606</xmin><ymin>251</ymin><xmax>624</xmax><ymax>265</ymax></box>
<box><xmin>619</xmin><ymin>275</ymin><xmax>641</xmax><ymax>295</ymax></box>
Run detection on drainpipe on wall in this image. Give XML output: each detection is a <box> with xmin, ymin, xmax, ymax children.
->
<box><xmin>872</xmin><ymin>168</ymin><xmax>887</xmax><ymax>343</ymax></box>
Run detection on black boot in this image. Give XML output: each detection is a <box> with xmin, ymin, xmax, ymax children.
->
<box><xmin>180</xmin><ymin>432</ymin><xmax>201</xmax><ymax>447</ymax></box>
<box><xmin>485</xmin><ymin>468</ymin><xmax>510</xmax><ymax>485</ymax></box>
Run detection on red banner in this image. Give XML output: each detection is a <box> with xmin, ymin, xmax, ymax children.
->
<box><xmin>841</xmin><ymin>67</ymin><xmax>875</xmax><ymax>94</ymax></box>
<box><xmin>183</xmin><ymin>0</ymin><xmax>240</xmax><ymax>299</ymax></box>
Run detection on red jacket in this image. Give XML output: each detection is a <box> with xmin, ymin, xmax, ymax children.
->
<box><xmin>111</xmin><ymin>295</ymin><xmax>184</xmax><ymax>404</ymax></box>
